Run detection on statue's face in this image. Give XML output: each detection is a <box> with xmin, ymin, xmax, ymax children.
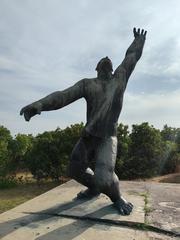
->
<box><xmin>96</xmin><ymin>57</ymin><xmax>113</xmax><ymax>74</ymax></box>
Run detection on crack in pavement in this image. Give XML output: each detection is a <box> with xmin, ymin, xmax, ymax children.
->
<box><xmin>24</xmin><ymin>211</ymin><xmax>180</xmax><ymax>238</ymax></box>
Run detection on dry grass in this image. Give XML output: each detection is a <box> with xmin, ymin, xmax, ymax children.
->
<box><xmin>0</xmin><ymin>171</ymin><xmax>70</xmax><ymax>214</ymax></box>
<box><xmin>0</xmin><ymin>181</ymin><xmax>60</xmax><ymax>214</ymax></box>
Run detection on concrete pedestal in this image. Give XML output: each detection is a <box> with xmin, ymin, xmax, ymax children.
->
<box><xmin>0</xmin><ymin>180</ymin><xmax>179</xmax><ymax>239</ymax></box>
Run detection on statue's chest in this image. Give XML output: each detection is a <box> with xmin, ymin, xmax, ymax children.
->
<box><xmin>88</xmin><ymin>80</ymin><xmax>124</xmax><ymax>99</ymax></box>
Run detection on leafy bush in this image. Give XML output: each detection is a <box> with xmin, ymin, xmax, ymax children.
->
<box><xmin>0</xmin><ymin>126</ymin><xmax>13</xmax><ymax>177</ymax></box>
<box><xmin>26</xmin><ymin>123</ymin><xmax>83</xmax><ymax>182</ymax></box>
<box><xmin>0</xmin><ymin>177</ymin><xmax>17</xmax><ymax>189</ymax></box>
<box><xmin>117</xmin><ymin>123</ymin><xmax>164</xmax><ymax>179</ymax></box>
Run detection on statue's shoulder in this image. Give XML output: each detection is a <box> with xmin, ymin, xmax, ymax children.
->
<box><xmin>82</xmin><ymin>77</ymin><xmax>97</xmax><ymax>86</ymax></box>
<box><xmin>114</xmin><ymin>66</ymin><xmax>126</xmax><ymax>79</ymax></box>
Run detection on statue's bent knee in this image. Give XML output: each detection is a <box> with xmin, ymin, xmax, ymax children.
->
<box><xmin>94</xmin><ymin>167</ymin><xmax>114</xmax><ymax>190</ymax></box>
<box><xmin>69</xmin><ymin>159</ymin><xmax>82</xmax><ymax>179</ymax></box>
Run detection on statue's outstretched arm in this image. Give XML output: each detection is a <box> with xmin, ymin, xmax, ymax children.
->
<box><xmin>20</xmin><ymin>79</ymin><xmax>85</xmax><ymax>121</ymax></box>
<box><xmin>114</xmin><ymin>28</ymin><xmax>147</xmax><ymax>84</ymax></box>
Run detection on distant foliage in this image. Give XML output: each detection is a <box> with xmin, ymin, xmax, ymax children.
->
<box><xmin>0</xmin><ymin>176</ymin><xmax>17</xmax><ymax>189</ymax></box>
<box><xmin>9</xmin><ymin>133</ymin><xmax>34</xmax><ymax>172</ymax></box>
<box><xmin>161</xmin><ymin>124</ymin><xmax>178</xmax><ymax>142</ymax></box>
<box><xmin>0</xmin><ymin>122</ymin><xmax>179</xmax><ymax>183</ymax></box>
<box><xmin>125</xmin><ymin>123</ymin><xmax>164</xmax><ymax>178</ymax></box>
<box><xmin>116</xmin><ymin>123</ymin><xmax>130</xmax><ymax>177</ymax></box>
<box><xmin>25</xmin><ymin>123</ymin><xmax>83</xmax><ymax>181</ymax></box>
<box><xmin>0</xmin><ymin>126</ymin><xmax>13</xmax><ymax>177</ymax></box>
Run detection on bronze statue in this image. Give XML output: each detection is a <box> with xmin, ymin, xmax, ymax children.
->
<box><xmin>20</xmin><ymin>28</ymin><xmax>146</xmax><ymax>215</ymax></box>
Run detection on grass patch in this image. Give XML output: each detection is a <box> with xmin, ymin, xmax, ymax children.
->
<box><xmin>144</xmin><ymin>205</ymin><xmax>153</xmax><ymax>215</ymax></box>
<box><xmin>140</xmin><ymin>192</ymin><xmax>148</xmax><ymax>205</ymax></box>
<box><xmin>140</xmin><ymin>191</ymin><xmax>153</xmax><ymax>224</ymax></box>
<box><xmin>0</xmin><ymin>181</ymin><xmax>61</xmax><ymax>214</ymax></box>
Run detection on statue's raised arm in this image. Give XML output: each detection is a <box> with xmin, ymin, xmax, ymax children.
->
<box><xmin>114</xmin><ymin>27</ymin><xmax>147</xmax><ymax>85</ymax></box>
<box><xmin>20</xmin><ymin>79</ymin><xmax>85</xmax><ymax>121</ymax></box>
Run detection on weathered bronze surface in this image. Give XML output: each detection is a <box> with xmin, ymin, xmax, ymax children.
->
<box><xmin>20</xmin><ymin>28</ymin><xmax>146</xmax><ymax>215</ymax></box>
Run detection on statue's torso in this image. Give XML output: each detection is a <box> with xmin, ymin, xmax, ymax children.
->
<box><xmin>83</xmin><ymin>73</ymin><xmax>126</xmax><ymax>138</ymax></box>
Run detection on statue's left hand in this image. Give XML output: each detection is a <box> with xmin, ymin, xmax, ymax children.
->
<box><xmin>133</xmin><ymin>27</ymin><xmax>147</xmax><ymax>39</ymax></box>
<box><xmin>20</xmin><ymin>102</ymin><xmax>42</xmax><ymax>121</ymax></box>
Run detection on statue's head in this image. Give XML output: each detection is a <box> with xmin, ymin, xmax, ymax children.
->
<box><xmin>96</xmin><ymin>57</ymin><xmax>113</xmax><ymax>79</ymax></box>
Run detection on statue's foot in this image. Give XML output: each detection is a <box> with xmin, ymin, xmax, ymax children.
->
<box><xmin>114</xmin><ymin>197</ymin><xmax>133</xmax><ymax>215</ymax></box>
<box><xmin>77</xmin><ymin>189</ymin><xmax>100</xmax><ymax>200</ymax></box>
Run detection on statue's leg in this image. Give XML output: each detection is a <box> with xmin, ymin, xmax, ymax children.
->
<box><xmin>94</xmin><ymin>136</ymin><xmax>133</xmax><ymax>215</ymax></box>
<box><xmin>68</xmin><ymin>137</ymin><xmax>100</xmax><ymax>199</ymax></box>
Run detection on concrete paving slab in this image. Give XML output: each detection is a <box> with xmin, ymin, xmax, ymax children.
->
<box><xmin>0</xmin><ymin>180</ymin><xmax>179</xmax><ymax>240</ymax></box>
<box><xmin>145</xmin><ymin>182</ymin><xmax>180</xmax><ymax>233</ymax></box>
<box><xmin>0</xmin><ymin>218</ymin><xmax>178</xmax><ymax>240</ymax></box>
<box><xmin>0</xmin><ymin>180</ymin><xmax>144</xmax><ymax>222</ymax></box>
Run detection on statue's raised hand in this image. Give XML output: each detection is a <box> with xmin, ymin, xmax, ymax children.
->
<box><xmin>133</xmin><ymin>27</ymin><xmax>147</xmax><ymax>39</ymax></box>
<box><xmin>20</xmin><ymin>102</ymin><xmax>42</xmax><ymax>121</ymax></box>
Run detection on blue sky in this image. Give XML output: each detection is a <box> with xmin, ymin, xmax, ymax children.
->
<box><xmin>0</xmin><ymin>0</ymin><xmax>180</xmax><ymax>136</ymax></box>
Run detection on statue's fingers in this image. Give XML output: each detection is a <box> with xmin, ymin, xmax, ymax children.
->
<box><xmin>24</xmin><ymin>112</ymin><xmax>30</xmax><ymax>121</ymax></box>
<box><xmin>137</xmin><ymin>28</ymin><xmax>140</xmax><ymax>34</ymax></box>
<box><xmin>20</xmin><ymin>107</ymin><xmax>25</xmax><ymax>115</ymax></box>
<box><xmin>144</xmin><ymin>30</ymin><xmax>147</xmax><ymax>36</ymax></box>
<box><xmin>141</xmin><ymin>29</ymin><xmax>144</xmax><ymax>35</ymax></box>
<box><xmin>133</xmin><ymin>27</ymin><xmax>136</xmax><ymax>35</ymax></box>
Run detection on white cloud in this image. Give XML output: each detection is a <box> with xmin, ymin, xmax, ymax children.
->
<box><xmin>120</xmin><ymin>90</ymin><xmax>180</xmax><ymax>129</ymax></box>
<box><xmin>0</xmin><ymin>0</ymin><xmax>180</xmax><ymax>135</ymax></box>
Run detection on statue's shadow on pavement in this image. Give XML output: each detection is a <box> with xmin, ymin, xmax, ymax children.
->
<box><xmin>0</xmin><ymin>197</ymin><xmax>115</xmax><ymax>240</ymax></box>
<box><xmin>36</xmin><ymin>198</ymin><xmax>115</xmax><ymax>240</ymax></box>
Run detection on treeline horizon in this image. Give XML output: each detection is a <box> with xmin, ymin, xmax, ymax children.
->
<box><xmin>0</xmin><ymin>122</ymin><xmax>180</xmax><ymax>184</ymax></box>
<box><xmin>9</xmin><ymin>122</ymin><xmax>180</xmax><ymax>138</ymax></box>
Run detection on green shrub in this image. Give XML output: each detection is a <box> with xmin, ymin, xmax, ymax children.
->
<box><xmin>0</xmin><ymin>177</ymin><xmax>17</xmax><ymax>189</ymax></box>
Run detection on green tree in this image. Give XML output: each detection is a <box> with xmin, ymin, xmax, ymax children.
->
<box><xmin>26</xmin><ymin>123</ymin><xmax>84</xmax><ymax>181</ymax></box>
<box><xmin>26</xmin><ymin>131</ymin><xmax>56</xmax><ymax>181</ymax></box>
<box><xmin>9</xmin><ymin>134</ymin><xmax>34</xmax><ymax>173</ymax></box>
<box><xmin>116</xmin><ymin>123</ymin><xmax>130</xmax><ymax>178</ymax></box>
<box><xmin>0</xmin><ymin>126</ymin><xmax>12</xmax><ymax>177</ymax></box>
<box><xmin>160</xmin><ymin>126</ymin><xmax>180</xmax><ymax>174</ymax></box>
<box><xmin>161</xmin><ymin>124</ymin><xmax>177</xmax><ymax>142</ymax></box>
<box><xmin>162</xmin><ymin>150</ymin><xmax>180</xmax><ymax>174</ymax></box>
<box><xmin>125</xmin><ymin>122</ymin><xmax>164</xmax><ymax>179</ymax></box>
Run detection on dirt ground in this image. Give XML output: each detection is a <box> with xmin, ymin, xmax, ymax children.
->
<box><xmin>148</xmin><ymin>173</ymin><xmax>180</xmax><ymax>183</ymax></box>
